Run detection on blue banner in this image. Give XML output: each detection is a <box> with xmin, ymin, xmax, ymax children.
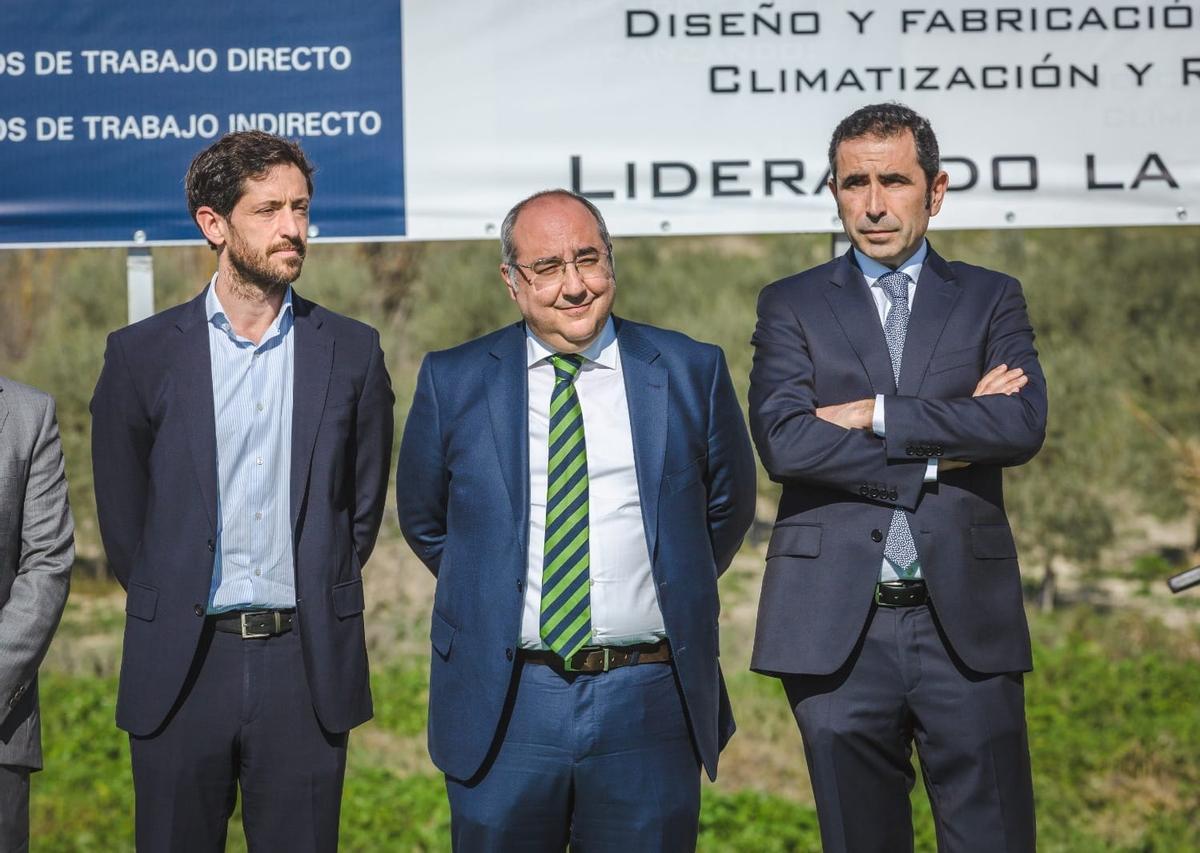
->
<box><xmin>0</xmin><ymin>1</ymin><xmax>405</xmax><ymax>246</ymax></box>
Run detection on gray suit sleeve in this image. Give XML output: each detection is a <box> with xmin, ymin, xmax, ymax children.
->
<box><xmin>0</xmin><ymin>394</ymin><xmax>73</xmax><ymax>724</ymax></box>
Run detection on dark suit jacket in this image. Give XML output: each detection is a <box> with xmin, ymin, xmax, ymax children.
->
<box><xmin>91</xmin><ymin>287</ymin><xmax>394</xmax><ymax>736</ymax></box>
<box><xmin>396</xmin><ymin>318</ymin><xmax>757</xmax><ymax>782</ymax></box>
<box><xmin>749</xmin><ymin>246</ymin><xmax>1047</xmax><ymax>677</ymax></box>
<box><xmin>0</xmin><ymin>379</ymin><xmax>73</xmax><ymax>770</ymax></box>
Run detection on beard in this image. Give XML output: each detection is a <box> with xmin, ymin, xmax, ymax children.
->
<box><xmin>225</xmin><ymin>226</ymin><xmax>306</xmax><ymax>297</ymax></box>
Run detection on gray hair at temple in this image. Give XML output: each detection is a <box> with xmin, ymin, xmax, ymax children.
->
<box><xmin>499</xmin><ymin>189</ymin><xmax>616</xmax><ymax>276</ymax></box>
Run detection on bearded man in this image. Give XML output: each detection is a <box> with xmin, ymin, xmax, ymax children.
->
<box><xmin>91</xmin><ymin>131</ymin><xmax>394</xmax><ymax>852</ymax></box>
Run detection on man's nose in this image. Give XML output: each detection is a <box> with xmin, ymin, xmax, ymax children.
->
<box><xmin>865</xmin><ymin>183</ymin><xmax>886</xmax><ymax>220</ymax></box>
<box><xmin>277</xmin><ymin>208</ymin><xmax>303</xmax><ymax>239</ymax></box>
<box><xmin>560</xmin><ymin>262</ymin><xmax>587</xmax><ymax>297</ymax></box>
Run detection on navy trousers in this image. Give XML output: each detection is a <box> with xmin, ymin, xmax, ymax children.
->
<box><xmin>783</xmin><ymin>604</ymin><xmax>1036</xmax><ymax>853</ymax></box>
<box><xmin>446</xmin><ymin>658</ymin><xmax>701</xmax><ymax>852</ymax></box>
<box><xmin>129</xmin><ymin>622</ymin><xmax>348</xmax><ymax>853</ymax></box>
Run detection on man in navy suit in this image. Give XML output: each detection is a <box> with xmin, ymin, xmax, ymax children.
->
<box><xmin>397</xmin><ymin>189</ymin><xmax>757</xmax><ymax>851</ymax></box>
<box><xmin>91</xmin><ymin>131</ymin><xmax>393</xmax><ymax>852</ymax></box>
<box><xmin>749</xmin><ymin>104</ymin><xmax>1046</xmax><ymax>851</ymax></box>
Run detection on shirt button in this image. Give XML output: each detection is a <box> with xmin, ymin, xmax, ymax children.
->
<box><xmin>254</xmin><ymin>568</ymin><xmax>261</xmax><ymax>577</ymax></box>
<box><xmin>256</xmin><ymin>457</ymin><xmax>263</xmax><ymax>465</ymax></box>
<box><xmin>257</xmin><ymin>403</ymin><xmax>264</xmax><ymax>412</ymax></box>
<box><xmin>255</xmin><ymin>512</ymin><xmax>262</xmax><ymax>521</ymax></box>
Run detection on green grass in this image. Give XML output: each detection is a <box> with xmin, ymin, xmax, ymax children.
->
<box><xmin>30</xmin><ymin>607</ymin><xmax>1200</xmax><ymax>851</ymax></box>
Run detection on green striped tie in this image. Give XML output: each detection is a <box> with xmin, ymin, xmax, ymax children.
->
<box><xmin>540</xmin><ymin>354</ymin><xmax>592</xmax><ymax>667</ymax></box>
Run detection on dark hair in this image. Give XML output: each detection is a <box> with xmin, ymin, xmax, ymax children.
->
<box><xmin>185</xmin><ymin>131</ymin><xmax>315</xmax><ymax>230</ymax></box>
<box><xmin>827</xmin><ymin>103</ymin><xmax>940</xmax><ymax>192</ymax></box>
<box><xmin>500</xmin><ymin>189</ymin><xmax>614</xmax><ymax>274</ymax></box>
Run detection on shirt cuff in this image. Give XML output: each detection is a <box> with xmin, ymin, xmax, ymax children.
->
<box><xmin>872</xmin><ymin>394</ymin><xmax>886</xmax><ymax>436</ymax></box>
<box><xmin>924</xmin><ymin>459</ymin><xmax>938</xmax><ymax>483</ymax></box>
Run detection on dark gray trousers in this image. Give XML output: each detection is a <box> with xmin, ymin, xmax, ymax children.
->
<box><xmin>0</xmin><ymin>764</ymin><xmax>30</xmax><ymax>853</ymax></box>
<box><xmin>782</xmin><ymin>603</ymin><xmax>1036</xmax><ymax>853</ymax></box>
<box><xmin>129</xmin><ymin>623</ymin><xmax>348</xmax><ymax>853</ymax></box>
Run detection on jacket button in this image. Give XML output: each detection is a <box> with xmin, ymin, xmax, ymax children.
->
<box><xmin>859</xmin><ymin>485</ymin><xmax>869</xmax><ymax>496</ymax></box>
<box><xmin>516</xmin><ymin>579</ymin><xmax>523</xmax><ymax>592</ymax></box>
<box><xmin>871</xmin><ymin>529</ymin><xmax>883</xmax><ymax>542</ymax></box>
<box><xmin>207</xmin><ymin>539</ymin><xmax>215</xmax><ymax>552</ymax></box>
<box><xmin>505</xmin><ymin>648</ymin><xmax>514</xmax><ymax>662</ymax></box>
<box><xmin>193</xmin><ymin>604</ymin><xmax>204</xmax><ymax>617</ymax></box>
<box><xmin>889</xmin><ymin>489</ymin><xmax>898</xmax><ymax>501</ymax></box>
<box><xmin>905</xmin><ymin>447</ymin><xmax>914</xmax><ymax>456</ymax></box>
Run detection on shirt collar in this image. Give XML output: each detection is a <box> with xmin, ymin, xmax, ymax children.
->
<box><xmin>205</xmin><ymin>274</ymin><xmax>294</xmax><ymax>344</ymax></box>
<box><xmin>853</xmin><ymin>239</ymin><xmax>928</xmax><ymax>287</ymax></box>
<box><xmin>525</xmin><ymin>316</ymin><xmax>618</xmax><ymax>370</ymax></box>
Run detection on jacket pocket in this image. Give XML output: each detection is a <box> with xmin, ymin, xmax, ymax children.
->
<box><xmin>126</xmin><ymin>582</ymin><xmax>158</xmax><ymax>621</ymax></box>
<box><xmin>332</xmin><ymin>577</ymin><xmax>365</xmax><ymax>618</ymax></box>
<box><xmin>929</xmin><ymin>344</ymin><xmax>984</xmax><ymax>376</ymax></box>
<box><xmin>970</xmin><ymin>524</ymin><xmax>1018</xmax><ymax>559</ymax></box>
<box><xmin>665</xmin><ymin>455</ymin><xmax>706</xmax><ymax>495</ymax></box>
<box><xmin>766</xmin><ymin>523</ymin><xmax>822</xmax><ymax>559</ymax></box>
<box><xmin>430</xmin><ymin>609</ymin><xmax>457</xmax><ymax>659</ymax></box>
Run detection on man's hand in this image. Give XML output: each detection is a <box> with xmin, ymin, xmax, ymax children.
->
<box><xmin>973</xmin><ymin>364</ymin><xmax>1026</xmax><ymax>397</ymax></box>
<box><xmin>814</xmin><ymin>398</ymin><xmax>875</xmax><ymax>430</ymax></box>
<box><xmin>940</xmin><ymin>365</ymin><xmax>1028</xmax><ymax>472</ymax></box>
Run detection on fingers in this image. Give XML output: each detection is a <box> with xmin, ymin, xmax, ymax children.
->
<box><xmin>973</xmin><ymin>365</ymin><xmax>1026</xmax><ymax>397</ymax></box>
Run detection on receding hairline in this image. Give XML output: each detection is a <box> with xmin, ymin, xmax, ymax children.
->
<box><xmin>508</xmin><ymin>193</ymin><xmax>604</xmax><ymax>251</ymax></box>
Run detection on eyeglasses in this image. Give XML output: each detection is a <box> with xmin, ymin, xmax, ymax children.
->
<box><xmin>509</xmin><ymin>251</ymin><xmax>612</xmax><ymax>291</ymax></box>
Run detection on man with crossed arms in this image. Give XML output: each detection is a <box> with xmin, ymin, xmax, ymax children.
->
<box><xmin>749</xmin><ymin>103</ymin><xmax>1046</xmax><ymax>851</ymax></box>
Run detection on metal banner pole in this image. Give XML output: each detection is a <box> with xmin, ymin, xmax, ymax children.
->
<box><xmin>126</xmin><ymin>247</ymin><xmax>154</xmax><ymax>325</ymax></box>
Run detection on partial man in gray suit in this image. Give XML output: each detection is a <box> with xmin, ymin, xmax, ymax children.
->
<box><xmin>0</xmin><ymin>377</ymin><xmax>74</xmax><ymax>852</ymax></box>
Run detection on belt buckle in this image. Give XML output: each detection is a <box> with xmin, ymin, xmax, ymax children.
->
<box><xmin>239</xmin><ymin>611</ymin><xmax>273</xmax><ymax>639</ymax></box>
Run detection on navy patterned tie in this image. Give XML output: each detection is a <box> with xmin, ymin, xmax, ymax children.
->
<box><xmin>878</xmin><ymin>271</ymin><xmax>921</xmax><ymax>579</ymax></box>
<box><xmin>540</xmin><ymin>354</ymin><xmax>593</xmax><ymax>666</ymax></box>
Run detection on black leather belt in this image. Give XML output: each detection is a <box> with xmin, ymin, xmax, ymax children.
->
<box><xmin>875</xmin><ymin>581</ymin><xmax>928</xmax><ymax>608</ymax></box>
<box><xmin>209</xmin><ymin>609</ymin><xmax>295</xmax><ymax>638</ymax></box>
<box><xmin>520</xmin><ymin>640</ymin><xmax>671</xmax><ymax>674</ymax></box>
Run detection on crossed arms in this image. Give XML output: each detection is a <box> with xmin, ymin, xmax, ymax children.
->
<box><xmin>749</xmin><ymin>276</ymin><xmax>1047</xmax><ymax>511</ymax></box>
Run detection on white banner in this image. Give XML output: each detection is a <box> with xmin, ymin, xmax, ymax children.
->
<box><xmin>402</xmin><ymin>0</ymin><xmax>1200</xmax><ymax>239</ymax></box>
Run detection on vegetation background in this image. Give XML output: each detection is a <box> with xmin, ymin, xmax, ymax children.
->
<box><xmin>2</xmin><ymin>224</ymin><xmax>1198</xmax><ymax>851</ymax></box>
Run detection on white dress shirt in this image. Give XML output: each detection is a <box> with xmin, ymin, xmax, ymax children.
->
<box><xmin>853</xmin><ymin>242</ymin><xmax>937</xmax><ymax>581</ymax></box>
<box><xmin>519</xmin><ymin>318</ymin><xmax>667</xmax><ymax>649</ymax></box>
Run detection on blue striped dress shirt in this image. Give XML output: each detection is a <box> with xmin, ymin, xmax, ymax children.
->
<box><xmin>204</xmin><ymin>280</ymin><xmax>296</xmax><ymax>613</ymax></box>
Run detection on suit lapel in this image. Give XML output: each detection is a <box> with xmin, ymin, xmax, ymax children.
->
<box><xmin>617</xmin><ymin>319</ymin><xmax>668</xmax><ymax>563</ymax></box>
<box><xmin>899</xmin><ymin>247</ymin><xmax>961</xmax><ymax>396</ymax></box>
<box><xmin>290</xmin><ymin>293</ymin><xmax>333</xmax><ymax>532</ymax></box>
<box><xmin>486</xmin><ymin>324</ymin><xmax>529</xmax><ymax>542</ymax></box>
<box><xmin>0</xmin><ymin>378</ymin><xmax>10</xmax><ymax>438</ymax></box>
<box><xmin>823</xmin><ymin>252</ymin><xmax>897</xmax><ymax>395</ymax></box>
<box><xmin>176</xmin><ymin>290</ymin><xmax>219</xmax><ymax>533</ymax></box>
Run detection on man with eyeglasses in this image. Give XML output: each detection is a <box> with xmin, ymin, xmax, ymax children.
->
<box><xmin>397</xmin><ymin>189</ymin><xmax>757</xmax><ymax>851</ymax></box>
